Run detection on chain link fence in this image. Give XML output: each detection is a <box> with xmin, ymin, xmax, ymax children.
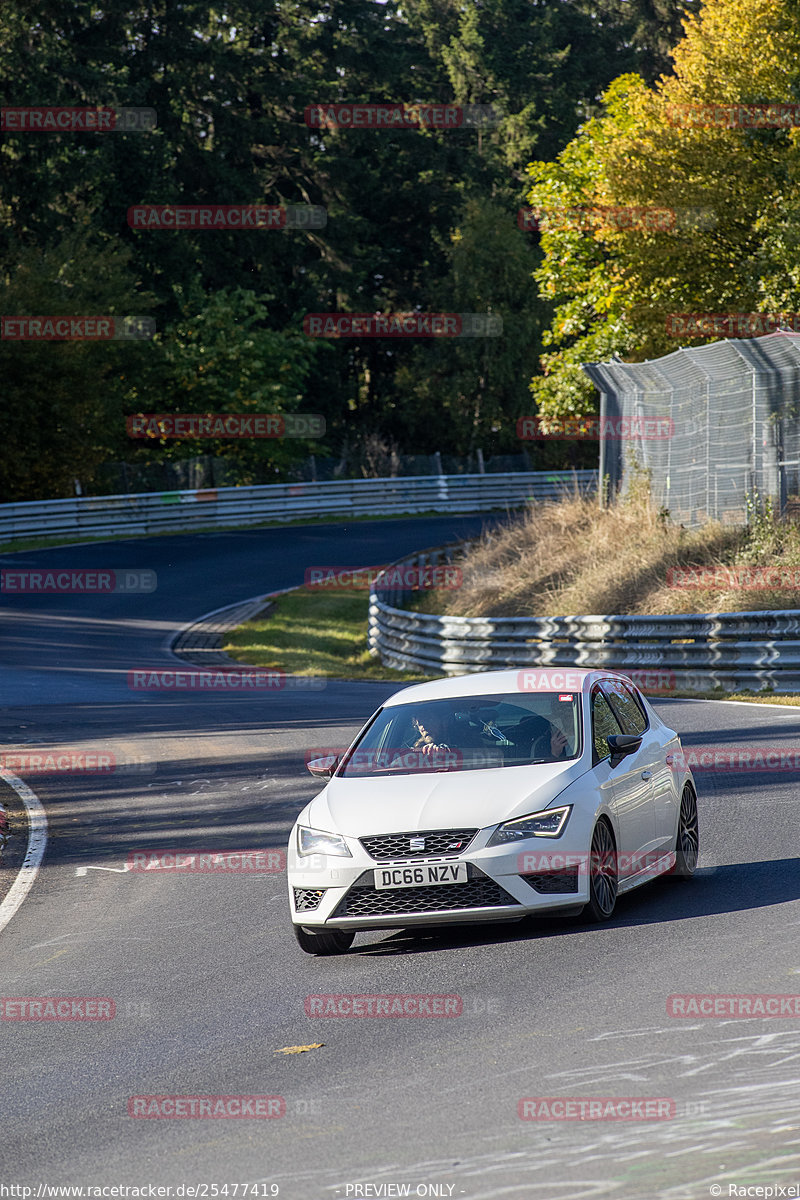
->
<box><xmin>583</xmin><ymin>331</ymin><xmax>800</xmax><ymax>527</ymax></box>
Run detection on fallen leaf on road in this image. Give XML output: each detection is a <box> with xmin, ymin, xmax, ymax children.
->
<box><xmin>275</xmin><ymin>1043</ymin><xmax>324</xmax><ymax>1054</ymax></box>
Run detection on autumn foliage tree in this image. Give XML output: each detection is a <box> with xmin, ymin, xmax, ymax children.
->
<box><xmin>526</xmin><ymin>0</ymin><xmax>800</xmax><ymax>424</ymax></box>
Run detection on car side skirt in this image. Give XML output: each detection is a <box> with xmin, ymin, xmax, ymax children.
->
<box><xmin>616</xmin><ymin>851</ymin><xmax>676</xmax><ymax>895</ymax></box>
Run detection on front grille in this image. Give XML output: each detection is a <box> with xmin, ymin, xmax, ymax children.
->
<box><xmin>359</xmin><ymin>829</ymin><xmax>479</xmax><ymax>861</ymax></box>
<box><xmin>293</xmin><ymin>887</ymin><xmax>325</xmax><ymax>912</ymax></box>
<box><xmin>521</xmin><ymin>870</ymin><xmax>579</xmax><ymax>894</ymax></box>
<box><xmin>332</xmin><ymin>869</ymin><xmax>520</xmax><ymax>918</ymax></box>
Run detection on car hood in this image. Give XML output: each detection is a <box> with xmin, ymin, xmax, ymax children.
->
<box><xmin>304</xmin><ymin>759</ymin><xmax>590</xmax><ymax>837</ymax></box>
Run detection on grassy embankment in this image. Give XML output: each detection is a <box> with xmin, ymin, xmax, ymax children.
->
<box><xmin>224</xmin><ymin>588</ymin><xmax>430</xmax><ymax>682</ymax></box>
<box><xmin>225</xmin><ymin>482</ymin><xmax>800</xmax><ymax>701</ymax></box>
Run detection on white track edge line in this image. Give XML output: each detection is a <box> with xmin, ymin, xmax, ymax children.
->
<box><xmin>0</xmin><ymin>770</ymin><xmax>48</xmax><ymax>936</ymax></box>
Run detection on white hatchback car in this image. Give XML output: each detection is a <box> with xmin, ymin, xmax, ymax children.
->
<box><xmin>288</xmin><ymin>668</ymin><xmax>698</xmax><ymax>954</ymax></box>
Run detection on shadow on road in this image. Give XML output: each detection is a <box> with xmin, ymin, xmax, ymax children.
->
<box><xmin>353</xmin><ymin>858</ymin><xmax>800</xmax><ymax>955</ymax></box>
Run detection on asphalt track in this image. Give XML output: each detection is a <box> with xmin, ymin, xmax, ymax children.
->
<box><xmin>1</xmin><ymin>516</ymin><xmax>800</xmax><ymax>1199</ymax></box>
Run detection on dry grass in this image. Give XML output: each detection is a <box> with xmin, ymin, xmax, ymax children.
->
<box><xmin>419</xmin><ymin>482</ymin><xmax>800</xmax><ymax>618</ymax></box>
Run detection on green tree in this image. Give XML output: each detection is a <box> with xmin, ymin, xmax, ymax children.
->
<box><xmin>1</xmin><ymin>0</ymin><xmax>707</xmax><ymax>497</ymax></box>
<box><xmin>393</xmin><ymin>196</ymin><xmax>547</xmax><ymax>455</ymax></box>
<box><xmin>127</xmin><ymin>287</ymin><xmax>319</xmax><ymax>482</ymax></box>
<box><xmin>0</xmin><ymin>224</ymin><xmax>155</xmax><ymax>500</ymax></box>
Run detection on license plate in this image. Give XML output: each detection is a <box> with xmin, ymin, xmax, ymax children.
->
<box><xmin>374</xmin><ymin>863</ymin><xmax>468</xmax><ymax>889</ymax></box>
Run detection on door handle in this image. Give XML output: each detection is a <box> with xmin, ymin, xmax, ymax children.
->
<box><xmin>641</xmin><ymin>770</ymin><xmax>652</xmax><ymax>781</ymax></box>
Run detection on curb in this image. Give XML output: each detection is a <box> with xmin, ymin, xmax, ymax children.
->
<box><xmin>170</xmin><ymin>593</ymin><xmax>279</xmax><ymax>668</ymax></box>
<box><xmin>167</xmin><ymin>585</ymin><xmax>425</xmax><ymax>686</ymax></box>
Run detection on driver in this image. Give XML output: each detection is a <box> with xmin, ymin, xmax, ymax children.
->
<box><xmin>410</xmin><ymin>712</ymin><xmax>453</xmax><ymax>757</ymax></box>
<box><xmin>516</xmin><ymin>700</ymin><xmax>569</xmax><ymax>760</ymax></box>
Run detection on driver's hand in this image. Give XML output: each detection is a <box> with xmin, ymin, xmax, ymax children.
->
<box><xmin>550</xmin><ymin>728</ymin><xmax>567</xmax><ymax>756</ymax></box>
<box><xmin>420</xmin><ymin>741</ymin><xmax>450</xmax><ymax>756</ymax></box>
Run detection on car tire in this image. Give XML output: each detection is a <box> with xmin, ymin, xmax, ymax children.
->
<box><xmin>670</xmin><ymin>785</ymin><xmax>699</xmax><ymax>879</ymax></box>
<box><xmin>293</xmin><ymin>925</ymin><xmax>355</xmax><ymax>956</ymax></box>
<box><xmin>581</xmin><ymin>818</ymin><xmax>618</xmax><ymax>922</ymax></box>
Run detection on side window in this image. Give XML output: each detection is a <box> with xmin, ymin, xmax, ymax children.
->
<box><xmin>591</xmin><ymin>689</ymin><xmax>622</xmax><ymax>761</ymax></box>
<box><xmin>603</xmin><ymin>680</ymin><xmax>648</xmax><ymax>736</ymax></box>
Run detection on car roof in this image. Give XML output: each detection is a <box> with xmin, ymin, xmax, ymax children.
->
<box><xmin>382</xmin><ymin>667</ymin><xmax>638</xmax><ymax>706</ymax></box>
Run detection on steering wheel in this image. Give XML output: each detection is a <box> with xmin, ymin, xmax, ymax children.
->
<box><xmin>530</xmin><ymin>729</ymin><xmax>571</xmax><ymax>762</ymax></box>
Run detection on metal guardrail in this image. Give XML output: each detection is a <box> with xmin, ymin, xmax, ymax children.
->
<box><xmin>0</xmin><ymin>470</ymin><xmax>597</xmax><ymax>543</ymax></box>
<box><xmin>368</xmin><ymin>544</ymin><xmax>800</xmax><ymax>692</ymax></box>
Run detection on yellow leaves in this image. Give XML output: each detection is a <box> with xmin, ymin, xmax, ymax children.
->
<box><xmin>666</xmin><ymin>0</ymin><xmax>800</xmax><ymax>106</ymax></box>
<box><xmin>594</xmin><ymin>287</ymin><xmax>624</xmax><ymax>315</ymax></box>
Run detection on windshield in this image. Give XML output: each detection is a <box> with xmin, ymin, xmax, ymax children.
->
<box><xmin>338</xmin><ymin>692</ymin><xmax>583</xmax><ymax>777</ymax></box>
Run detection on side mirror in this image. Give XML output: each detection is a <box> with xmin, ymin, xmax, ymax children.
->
<box><xmin>306</xmin><ymin>755</ymin><xmax>338</xmax><ymax>779</ymax></box>
<box><xmin>607</xmin><ymin>733</ymin><xmax>643</xmax><ymax>769</ymax></box>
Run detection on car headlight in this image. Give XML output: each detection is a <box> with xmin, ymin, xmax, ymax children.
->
<box><xmin>486</xmin><ymin>805</ymin><xmax>572</xmax><ymax>845</ymax></box>
<box><xmin>297</xmin><ymin>825</ymin><xmax>352</xmax><ymax>858</ymax></box>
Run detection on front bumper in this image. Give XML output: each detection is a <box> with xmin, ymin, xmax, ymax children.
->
<box><xmin>287</xmin><ymin>825</ymin><xmax>593</xmax><ymax>930</ymax></box>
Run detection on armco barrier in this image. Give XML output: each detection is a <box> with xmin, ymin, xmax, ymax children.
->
<box><xmin>368</xmin><ymin>545</ymin><xmax>800</xmax><ymax>692</ymax></box>
<box><xmin>0</xmin><ymin>471</ymin><xmax>597</xmax><ymax>543</ymax></box>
